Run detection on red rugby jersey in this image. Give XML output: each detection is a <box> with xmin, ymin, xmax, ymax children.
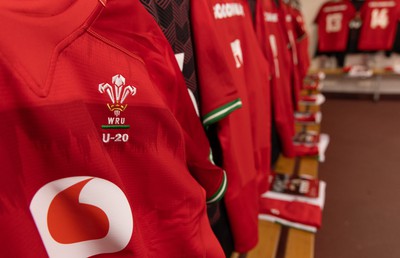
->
<box><xmin>358</xmin><ymin>0</ymin><xmax>400</xmax><ymax>51</ymax></box>
<box><xmin>191</xmin><ymin>0</ymin><xmax>272</xmax><ymax>252</ymax></box>
<box><xmin>315</xmin><ymin>0</ymin><xmax>356</xmax><ymax>52</ymax></box>
<box><xmin>280</xmin><ymin>0</ymin><xmax>302</xmax><ymax>111</ymax></box>
<box><xmin>255</xmin><ymin>0</ymin><xmax>296</xmax><ymax>158</ymax></box>
<box><xmin>289</xmin><ymin>5</ymin><xmax>311</xmax><ymax>85</ymax></box>
<box><xmin>0</xmin><ymin>0</ymin><xmax>226</xmax><ymax>257</ymax></box>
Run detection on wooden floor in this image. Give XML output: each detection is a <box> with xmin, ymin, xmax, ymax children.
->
<box><xmin>241</xmin><ymin>96</ymin><xmax>400</xmax><ymax>258</ymax></box>
<box><xmin>315</xmin><ymin>97</ymin><xmax>400</xmax><ymax>258</ymax></box>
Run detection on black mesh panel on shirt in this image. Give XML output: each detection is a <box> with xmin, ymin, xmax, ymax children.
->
<box><xmin>140</xmin><ymin>0</ymin><xmax>199</xmax><ymax>100</ymax></box>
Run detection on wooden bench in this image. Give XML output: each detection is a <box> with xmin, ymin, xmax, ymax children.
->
<box><xmin>231</xmin><ymin>102</ymin><xmax>321</xmax><ymax>258</ymax></box>
<box><xmin>243</xmin><ymin>155</ymin><xmax>319</xmax><ymax>258</ymax></box>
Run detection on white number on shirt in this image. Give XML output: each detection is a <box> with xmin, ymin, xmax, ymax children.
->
<box><xmin>230</xmin><ymin>39</ymin><xmax>244</xmax><ymax>68</ymax></box>
<box><xmin>326</xmin><ymin>13</ymin><xmax>343</xmax><ymax>33</ymax></box>
<box><xmin>269</xmin><ymin>35</ymin><xmax>280</xmax><ymax>78</ymax></box>
<box><xmin>370</xmin><ymin>8</ymin><xmax>389</xmax><ymax>29</ymax></box>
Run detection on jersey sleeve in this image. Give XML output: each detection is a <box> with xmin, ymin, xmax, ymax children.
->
<box><xmin>346</xmin><ymin>1</ymin><xmax>357</xmax><ymax>20</ymax></box>
<box><xmin>158</xmin><ymin>39</ymin><xmax>228</xmax><ymax>203</ymax></box>
<box><xmin>359</xmin><ymin>0</ymin><xmax>368</xmax><ymax>20</ymax></box>
<box><xmin>314</xmin><ymin>3</ymin><xmax>324</xmax><ymax>24</ymax></box>
<box><xmin>171</xmin><ymin>53</ymin><xmax>229</xmax><ymax>203</ymax></box>
<box><xmin>127</xmin><ymin>6</ymin><xmax>228</xmax><ymax>203</ymax></box>
<box><xmin>292</xmin><ymin>7</ymin><xmax>310</xmax><ymax>79</ymax></box>
<box><xmin>255</xmin><ymin>0</ymin><xmax>296</xmax><ymax>157</ymax></box>
<box><xmin>190</xmin><ymin>0</ymin><xmax>267</xmax><ymax>252</ymax></box>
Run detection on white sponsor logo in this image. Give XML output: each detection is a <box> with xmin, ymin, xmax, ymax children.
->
<box><xmin>369</xmin><ymin>1</ymin><xmax>395</xmax><ymax>8</ymax></box>
<box><xmin>213</xmin><ymin>3</ymin><xmax>245</xmax><ymax>20</ymax></box>
<box><xmin>264</xmin><ymin>12</ymin><xmax>279</xmax><ymax>23</ymax></box>
<box><xmin>30</xmin><ymin>177</ymin><xmax>133</xmax><ymax>258</ymax></box>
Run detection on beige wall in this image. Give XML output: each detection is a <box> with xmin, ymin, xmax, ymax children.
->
<box><xmin>300</xmin><ymin>0</ymin><xmax>400</xmax><ymax>69</ymax></box>
<box><xmin>300</xmin><ymin>0</ymin><xmax>326</xmax><ymax>58</ymax></box>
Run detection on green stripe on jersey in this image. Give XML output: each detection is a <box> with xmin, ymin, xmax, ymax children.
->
<box><xmin>102</xmin><ymin>125</ymin><xmax>130</xmax><ymax>129</ymax></box>
<box><xmin>202</xmin><ymin>99</ymin><xmax>242</xmax><ymax>127</ymax></box>
<box><xmin>206</xmin><ymin>171</ymin><xmax>227</xmax><ymax>204</ymax></box>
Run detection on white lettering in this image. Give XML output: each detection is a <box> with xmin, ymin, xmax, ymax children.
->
<box><xmin>323</xmin><ymin>4</ymin><xmax>347</xmax><ymax>13</ymax></box>
<box><xmin>264</xmin><ymin>12</ymin><xmax>279</xmax><ymax>23</ymax></box>
<box><xmin>122</xmin><ymin>134</ymin><xmax>129</xmax><ymax>142</ymax></box>
<box><xmin>369</xmin><ymin>1</ymin><xmax>395</xmax><ymax>8</ymax></box>
<box><xmin>102</xmin><ymin>133</ymin><xmax>129</xmax><ymax>143</ymax></box>
<box><xmin>213</xmin><ymin>3</ymin><xmax>245</xmax><ymax>20</ymax></box>
<box><xmin>107</xmin><ymin>117</ymin><xmax>125</xmax><ymax>125</ymax></box>
<box><xmin>103</xmin><ymin>133</ymin><xmax>110</xmax><ymax>143</ymax></box>
<box><xmin>115</xmin><ymin>134</ymin><xmax>129</xmax><ymax>142</ymax></box>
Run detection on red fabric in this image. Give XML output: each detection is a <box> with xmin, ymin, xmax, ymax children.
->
<box><xmin>358</xmin><ymin>0</ymin><xmax>400</xmax><ymax>51</ymax></box>
<box><xmin>94</xmin><ymin>0</ymin><xmax>227</xmax><ymax>203</ymax></box>
<box><xmin>290</xmin><ymin>6</ymin><xmax>311</xmax><ymax>83</ymax></box>
<box><xmin>300</xmin><ymin>95</ymin><xmax>318</xmax><ymax>102</ymax></box>
<box><xmin>294</xmin><ymin>112</ymin><xmax>320</xmax><ymax>123</ymax></box>
<box><xmin>0</xmin><ymin>0</ymin><xmax>226</xmax><ymax>257</ymax></box>
<box><xmin>315</xmin><ymin>0</ymin><xmax>356</xmax><ymax>52</ymax></box>
<box><xmin>303</xmin><ymin>80</ymin><xmax>321</xmax><ymax>91</ymax></box>
<box><xmin>294</xmin><ymin>144</ymin><xmax>319</xmax><ymax>157</ymax></box>
<box><xmin>192</xmin><ymin>0</ymin><xmax>272</xmax><ymax>252</ymax></box>
<box><xmin>293</xmin><ymin>131</ymin><xmax>320</xmax><ymax>145</ymax></box>
<box><xmin>260</xmin><ymin>196</ymin><xmax>322</xmax><ymax>228</ymax></box>
<box><xmin>187</xmin><ymin>0</ymin><xmax>241</xmax><ymax>121</ymax></box>
<box><xmin>255</xmin><ymin>0</ymin><xmax>296</xmax><ymax>157</ymax></box>
<box><xmin>280</xmin><ymin>1</ymin><xmax>302</xmax><ymax>111</ymax></box>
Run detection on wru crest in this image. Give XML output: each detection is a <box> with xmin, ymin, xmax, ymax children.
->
<box><xmin>99</xmin><ymin>74</ymin><xmax>137</xmax><ymax>116</ymax></box>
